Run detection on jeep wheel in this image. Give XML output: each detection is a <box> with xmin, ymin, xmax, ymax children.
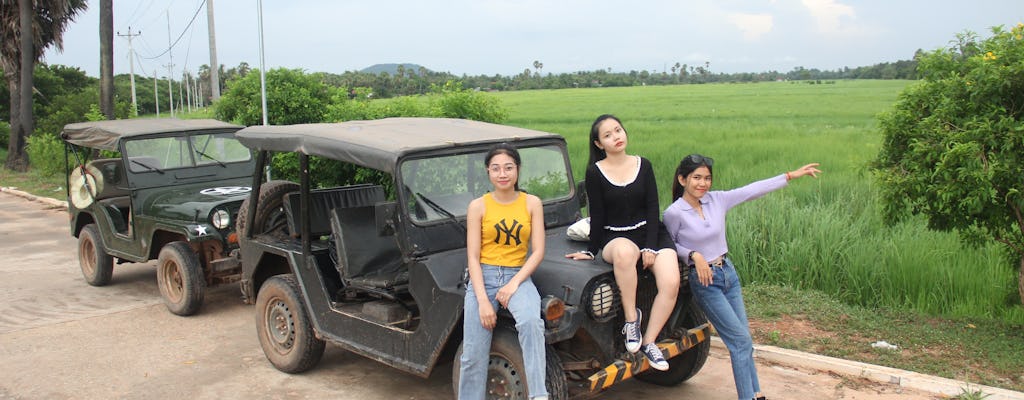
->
<box><xmin>236</xmin><ymin>180</ymin><xmax>298</xmax><ymax>238</ymax></box>
<box><xmin>78</xmin><ymin>224</ymin><xmax>113</xmax><ymax>286</ymax></box>
<box><xmin>636</xmin><ymin>298</ymin><xmax>710</xmax><ymax>386</ymax></box>
<box><xmin>255</xmin><ymin>274</ymin><xmax>325</xmax><ymax>373</ymax></box>
<box><xmin>452</xmin><ymin>328</ymin><xmax>568</xmax><ymax>400</ymax></box>
<box><xmin>157</xmin><ymin>242</ymin><xmax>206</xmax><ymax>316</ymax></box>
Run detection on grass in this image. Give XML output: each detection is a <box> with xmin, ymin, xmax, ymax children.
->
<box><xmin>494</xmin><ymin>81</ymin><xmax>1024</xmax><ymax>324</ymax></box>
<box><xmin>744</xmin><ymin>282</ymin><xmax>1024</xmax><ymax>391</ymax></box>
<box><xmin>0</xmin><ymin>148</ymin><xmax>67</xmax><ymax>198</ymax></box>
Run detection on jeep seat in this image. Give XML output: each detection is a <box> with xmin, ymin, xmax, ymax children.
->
<box><xmin>86</xmin><ymin>158</ymin><xmax>129</xmax><ymax>199</ymax></box>
<box><xmin>284</xmin><ymin>184</ymin><xmax>383</xmax><ymax>238</ymax></box>
<box><xmin>329</xmin><ymin>206</ymin><xmax>407</xmax><ymax>291</ymax></box>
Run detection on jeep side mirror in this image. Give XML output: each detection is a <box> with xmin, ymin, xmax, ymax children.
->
<box><xmin>576</xmin><ymin>180</ymin><xmax>587</xmax><ymax>209</ymax></box>
<box><xmin>375</xmin><ymin>201</ymin><xmax>398</xmax><ymax>236</ymax></box>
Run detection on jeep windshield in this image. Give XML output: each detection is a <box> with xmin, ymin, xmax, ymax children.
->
<box><xmin>124</xmin><ymin>132</ymin><xmax>252</xmax><ymax>172</ymax></box>
<box><xmin>400</xmin><ymin>144</ymin><xmax>572</xmax><ymax>223</ymax></box>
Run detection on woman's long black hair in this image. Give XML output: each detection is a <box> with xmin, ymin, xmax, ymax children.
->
<box><xmin>588</xmin><ymin>114</ymin><xmax>624</xmax><ymax>166</ymax></box>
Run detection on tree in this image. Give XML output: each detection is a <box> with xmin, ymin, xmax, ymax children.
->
<box><xmin>214</xmin><ymin>68</ymin><xmax>334</xmax><ymax>126</ymax></box>
<box><xmin>98</xmin><ymin>0</ymin><xmax>113</xmax><ymax>119</ymax></box>
<box><xmin>873</xmin><ymin>25</ymin><xmax>1024</xmax><ymax>304</ymax></box>
<box><xmin>1</xmin><ymin>0</ymin><xmax>88</xmax><ymax>171</ymax></box>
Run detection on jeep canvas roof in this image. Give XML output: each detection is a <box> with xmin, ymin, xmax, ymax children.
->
<box><xmin>234</xmin><ymin>118</ymin><xmax>562</xmax><ymax>173</ymax></box>
<box><xmin>61</xmin><ymin>118</ymin><xmax>243</xmax><ymax>151</ymax></box>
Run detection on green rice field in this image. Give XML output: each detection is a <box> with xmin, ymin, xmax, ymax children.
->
<box><xmin>493</xmin><ymin>80</ymin><xmax>1024</xmax><ymax>324</ymax></box>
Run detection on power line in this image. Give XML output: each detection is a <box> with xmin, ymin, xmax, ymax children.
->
<box><xmin>125</xmin><ymin>0</ymin><xmax>158</xmax><ymax>28</ymax></box>
<box><xmin>141</xmin><ymin>0</ymin><xmax>206</xmax><ymax>60</ymax></box>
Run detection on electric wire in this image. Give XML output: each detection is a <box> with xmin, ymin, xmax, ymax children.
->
<box><xmin>141</xmin><ymin>0</ymin><xmax>206</xmax><ymax>60</ymax></box>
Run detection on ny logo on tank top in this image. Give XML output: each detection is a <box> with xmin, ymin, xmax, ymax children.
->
<box><xmin>493</xmin><ymin>219</ymin><xmax>523</xmax><ymax>246</ymax></box>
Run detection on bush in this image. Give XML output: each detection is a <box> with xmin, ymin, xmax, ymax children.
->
<box><xmin>427</xmin><ymin>80</ymin><xmax>508</xmax><ymax>123</ymax></box>
<box><xmin>0</xmin><ymin>121</ymin><xmax>9</xmax><ymax>149</ymax></box>
<box><xmin>215</xmin><ymin>68</ymin><xmax>335</xmax><ymax>125</ymax></box>
<box><xmin>25</xmin><ymin>132</ymin><xmax>66</xmax><ymax>177</ymax></box>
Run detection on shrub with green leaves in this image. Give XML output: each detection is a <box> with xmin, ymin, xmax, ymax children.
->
<box><xmin>427</xmin><ymin>80</ymin><xmax>507</xmax><ymax>123</ymax></box>
<box><xmin>873</xmin><ymin>24</ymin><xmax>1024</xmax><ymax>303</ymax></box>
<box><xmin>215</xmin><ymin>68</ymin><xmax>335</xmax><ymax>126</ymax></box>
<box><xmin>25</xmin><ymin>133</ymin><xmax>66</xmax><ymax>177</ymax></box>
<box><xmin>0</xmin><ymin>121</ymin><xmax>9</xmax><ymax>149</ymax></box>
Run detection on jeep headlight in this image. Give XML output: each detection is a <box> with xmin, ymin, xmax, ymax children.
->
<box><xmin>585</xmin><ymin>278</ymin><xmax>620</xmax><ymax>322</ymax></box>
<box><xmin>211</xmin><ymin>209</ymin><xmax>231</xmax><ymax>230</ymax></box>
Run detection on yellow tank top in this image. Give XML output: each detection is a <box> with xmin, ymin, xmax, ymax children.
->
<box><xmin>479</xmin><ymin>192</ymin><xmax>531</xmax><ymax>267</ymax></box>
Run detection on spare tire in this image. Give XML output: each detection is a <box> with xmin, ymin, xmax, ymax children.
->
<box><xmin>68</xmin><ymin>164</ymin><xmax>102</xmax><ymax>209</ymax></box>
<box><xmin>236</xmin><ymin>180</ymin><xmax>299</xmax><ymax>239</ymax></box>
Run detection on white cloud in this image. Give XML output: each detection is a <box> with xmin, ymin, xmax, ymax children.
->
<box><xmin>727</xmin><ymin>13</ymin><xmax>774</xmax><ymax>41</ymax></box>
<box><xmin>801</xmin><ymin>0</ymin><xmax>857</xmax><ymax>34</ymax></box>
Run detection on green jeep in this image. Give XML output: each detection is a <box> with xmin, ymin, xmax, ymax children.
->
<box><xmin>61</xmin><ymin>118</ymin><xmax>255</xmax><ymax>316</ymax></box>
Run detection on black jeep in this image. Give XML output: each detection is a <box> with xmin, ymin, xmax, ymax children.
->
<box><xmin>234</xmin><ymin>118</ymin><xmax>710</xmax><ymax>398</ymax></box>
<box><xmin>62</xmin><ymin>118</ymin><xmax>255</xmax><ymax>316</ymax></box>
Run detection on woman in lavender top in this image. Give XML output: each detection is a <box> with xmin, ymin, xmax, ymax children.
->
<box><xmin>663</xmin><ymin>154</ymin><xmax>820</xmax><ymax>400</ymax></box>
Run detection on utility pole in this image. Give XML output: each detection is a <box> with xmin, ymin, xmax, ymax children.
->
<box><xmin>154</xmin><ymin>70</ymin><xmax>160</xmax><ymax>117</ymax></box>
<box><xmin>117</xmin><ymin>27</ymin><xmax>141</xmax><ymax>116</ymax></box>
<box><xmin>180</xmin><ymin>71</ymin><xmax>186</xmax><ymax>112</ymax></box>
<box><xmin>166</xmin><ymin>12</ymin><xmax>175</xmax><ymax>117</ymax></box>
<box><xmin>184</xmin><ymin>71</ymin><xmax>193</xmax><ymax>112</ymax></box>
<box><xmin>166</xmin><ymin>63</ymin><xmax>175</xmax><ymax>117</ymax></box>
<box><xmin>257</xmin><ymin>0</ymin><xmax>269</xmax><ymax>125</ymax></box>
<box><xmin>207</xmin><ymin>0</ymin><xmax>221</xmax><ymax>102</ymax></box>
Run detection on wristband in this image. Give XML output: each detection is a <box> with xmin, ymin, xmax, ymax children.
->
<box><xmin>785</xmin><ymin>172</ymin><xmax>792</xmax><ymax>181</ymax></box>
<box><xmin>641</xmin><ymin>248</ymin><xmax>659</xmax><ymax>254</ymax></box>
<box><xmin>688</xmin><ymin>250</ymin><xmax>697</xmax><ymax>260</ymax></box>
<box><xmin>580</xmin><ymin>250</ymin><xmax>594</xmax><ymax>258</ymax></box>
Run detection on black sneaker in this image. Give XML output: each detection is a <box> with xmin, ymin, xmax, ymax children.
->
<box><xmin>641</xmin><ymin>343</ymin><xmax>669</xmax><ymax>371</ymax></box>
<box><xmin>621</xmin><ymin>308</ymin><xmax>642</xmax><ymax>353</ymax></box>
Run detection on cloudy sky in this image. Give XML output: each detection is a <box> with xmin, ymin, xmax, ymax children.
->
<box><xmin>44</xmin><ymin>0</ymin><xmax>1023</xmax><ymax>79</ymax></box>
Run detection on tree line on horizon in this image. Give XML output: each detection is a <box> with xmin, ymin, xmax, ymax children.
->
<box><xmin>0</xmin><ymin>57</ymin><xmax>917</xmax><ymax>123</ymax></box>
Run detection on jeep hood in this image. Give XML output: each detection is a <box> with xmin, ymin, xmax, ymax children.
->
<box><xmin>140</xmin><ymin>179</ymin><xmax>252</xmax><ymax>221</ymax></box>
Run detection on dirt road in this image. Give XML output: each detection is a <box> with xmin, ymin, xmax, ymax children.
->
<box><xmin>0</xmin><ymin>192</ymin><xmax>939</xmax><ymax>399</ymax></box>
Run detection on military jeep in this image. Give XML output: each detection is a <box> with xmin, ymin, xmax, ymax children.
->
<box><xmin>234</xmin><ymin>118</ymin><xmax>710</xmax><ymax>398</ymax></box>
<box><xmin>62</xmin><ymin>118</ymin><xmax>255</xmax><ymax>316</ymax></box>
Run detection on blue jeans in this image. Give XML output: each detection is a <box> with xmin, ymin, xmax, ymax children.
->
<box><xmin>689</xmin><ymin>258</ymin><xmax>760</xmax><ymax>400</ymax></box>
<box><xmin>459</xmin><ymin>264</ymin><xmax>548</xmax><ymax>400</ymax></box>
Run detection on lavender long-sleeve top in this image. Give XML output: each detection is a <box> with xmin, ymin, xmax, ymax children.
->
<box><xmin>663</xmin><ymin>174</ymin><xmax>788</xmax><ymax>266</ymax></box>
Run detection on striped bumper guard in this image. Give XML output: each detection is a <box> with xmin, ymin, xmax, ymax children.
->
<box><xmin>587</xmin><ymin>322</ymin><xmax>711</xmax><ymax>392</ymax></box>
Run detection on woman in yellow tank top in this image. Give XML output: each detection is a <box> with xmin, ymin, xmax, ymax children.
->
<box><xmin>458</xmin><ymin>144</ymin><xmax>548</xmax><ymax>400</ymax></box>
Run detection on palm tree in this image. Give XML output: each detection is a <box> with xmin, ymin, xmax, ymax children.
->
<box><xmin>1</xmin><ymin>0</ymin><xmax>88</xmax><ymax>171</ymax></box>
<box><xmin>99</xmin><ymin>0</ymin><xmax>113</xmax><ymax>119</ymax></box>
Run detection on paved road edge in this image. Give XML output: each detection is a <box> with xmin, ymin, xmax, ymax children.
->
<box><xmin>1</xmin><ymin>187</ymin><xmax>68</xmax><ymax>210</ymax></box>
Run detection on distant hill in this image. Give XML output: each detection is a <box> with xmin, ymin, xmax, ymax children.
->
<box><xmin>360</xmin><ymin>63</ymin><xmax>432</xmax><ymax>75</ymax></box>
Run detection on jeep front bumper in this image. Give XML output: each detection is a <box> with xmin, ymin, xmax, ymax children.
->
<box><xmin>587</xmin><ymin>322</ymin><xmax>712</xmax><ymax>392</ymax></box>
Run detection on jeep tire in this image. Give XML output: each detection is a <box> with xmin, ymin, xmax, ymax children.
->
<box><xmin>255</xmin><ymin>274</ymin><xmax>325</xmax><ymax>373</ymax></box>
<box><xmin>236</xmin><ymin>180</ymin><xmax>298</xmax><ymax>238</ymax></box>
<box><xmin>636</xmin><ymin>299</ymin><xmax>710</xmax><ymax>386</ymax></box>
<box><xmin>452</xmin><ymin>327</ymin><xmax>568</xmax><ymax>400</ymax></box>
<box><xmin>78</xmin><ymin>224</ymin><xmax>113</xmax><ymax>286</ymax></box>
<box><xmin>157</xmin><ymin>241</ymin><xmax>206</xmax><ymax>316</ymax></box>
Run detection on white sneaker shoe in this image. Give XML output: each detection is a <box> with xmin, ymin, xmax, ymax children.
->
<box><xmin>642</xmin><ymin>342</ymin><xmax>669</xmax><ymax>371</ymax></box>
<box><xmin>622</xmin><ymin>308</ymin><xmax>642</xmax><ymax>353</ymax></box>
